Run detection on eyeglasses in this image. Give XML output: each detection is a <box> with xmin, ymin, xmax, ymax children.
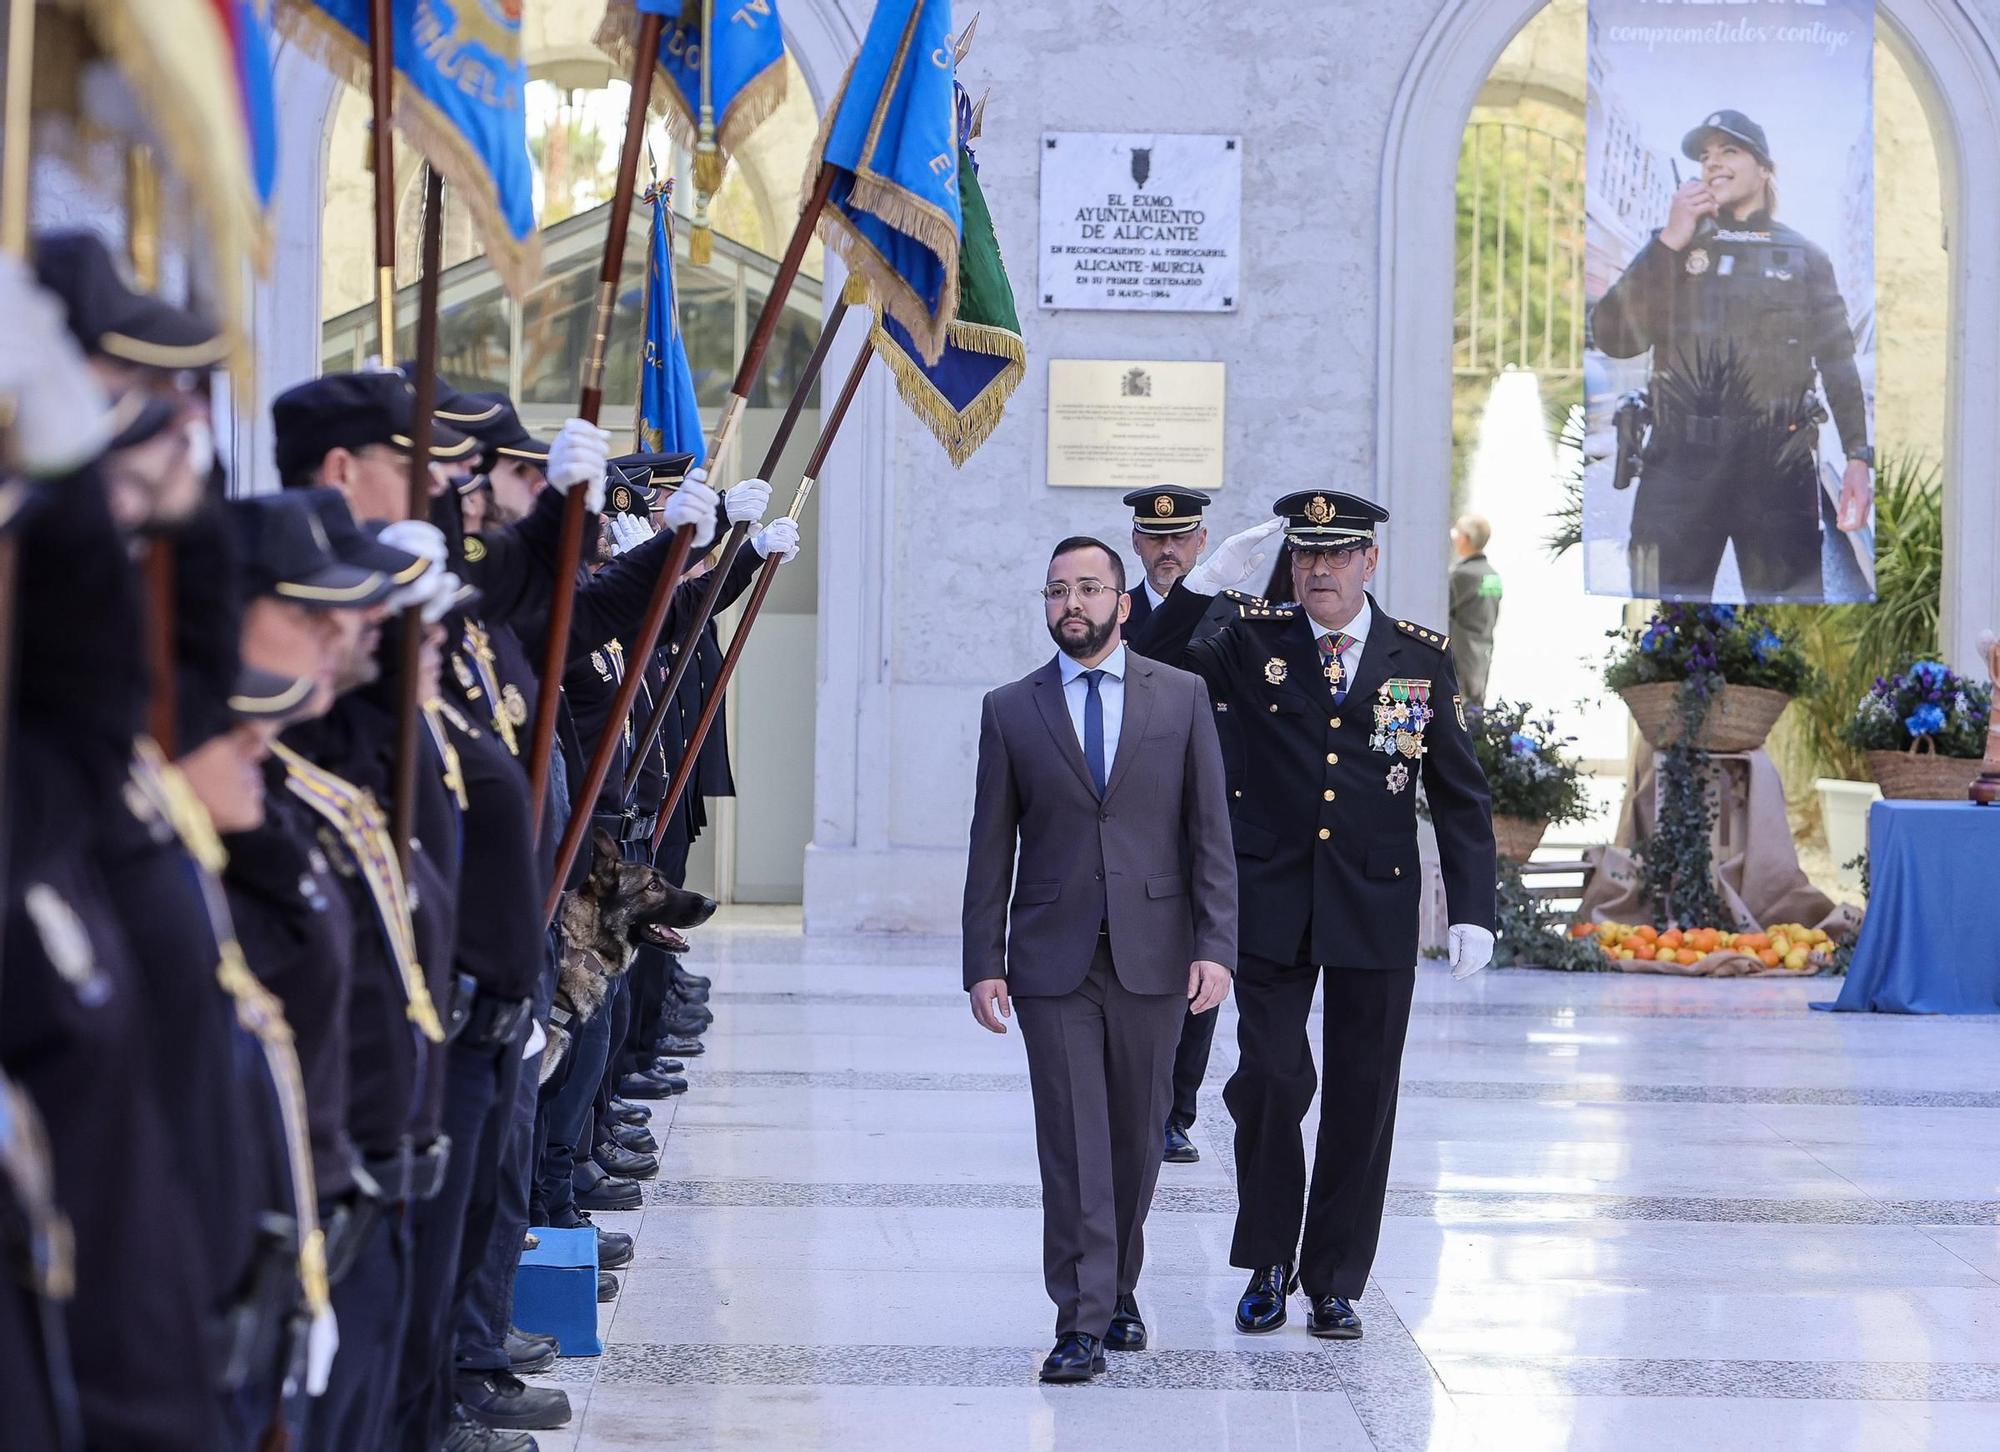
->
<box><xmin>1039</xmin><ymin>580</ymin><xmax>1118</xmax><ymax>603</ymax></box>
<box><xmin>1293</xmin><ymin>545</ymin><xmax>1365</xmax><ymax>567</ymax></box>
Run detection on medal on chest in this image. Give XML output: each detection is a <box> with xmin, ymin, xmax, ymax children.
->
<box><xmin>1370</xmin><ymin>678</ymin><xmax>1434</xmax><ymax>759</ymax></box>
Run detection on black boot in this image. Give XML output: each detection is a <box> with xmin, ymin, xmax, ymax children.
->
<box><xmin>455</xmin><ymin>1369</ymin><xmax>573</xmax><ymax>1431</ymax></box>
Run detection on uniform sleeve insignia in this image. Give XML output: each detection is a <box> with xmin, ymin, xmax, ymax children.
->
<box><xmin>1454</xmin><ymin>694</ymin><xmax>1467</xmax><ymax>730</ymax></box>
<box><xmin>502</xmin><ymin>684</ymin><xmax>528</xmax><ymax>726</ymax></box>
<box><xmin>462</xmin><ymin>536</ymin><xmax>488</xmax><ymax>563</ymax></box>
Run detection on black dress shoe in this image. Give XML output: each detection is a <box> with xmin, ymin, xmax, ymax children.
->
<box><xmin>653</xmin><ymin>1034</ymin><xmax>704</xmax><ymax>1057</ymax></box>
<box><xmin>672</xmin><ymin>979</ymin><xmax>710</xmax><ymax>1004</ymax></box>
<box><xmin>443</xmin><ymin>1410</ymin><xmax>538</xmax><ymax>1451</ymax></box>
<box><xmin>658</xmin><ymin>1011</ymin><xmax>709</xmax><ymax>1040</ymax></box>
<box><xmin>1038</xmin><ymin>1332</ymin><xmax>1106</xmax><ymax>1383</ymax></box>
<box><xmin>606</xmin><ymin>1098</ymin><xmax>651</xmax><ymax>1126</ymax></box>
<box><xmin>675</xmin><ymin>968</ymin><xmax>711</xmax><ymax>991</ymax></box>
<box><xmin>649</xmin><ymin>1056</ymin><xmax>687</xmax><ymax>1074</ymax></box>
<box><xmin>1163</xmin><ymin>1122</ymin><xmax>1199</xmax><ymax>1164</ymax></box>
<box><xmin>593</xmin><ymin>1140</ymin><xmax>659</xmax><ymax>1179</ymax></box>
<box><xmin>596</xmin><ymin>1270</ymin><xmax>619</xmax><ymax>1302</ymax></box>
<box><xmin>543</xmin><ymin>1205</ymin><xmax>634</xmax><ymax>1269</ymax></box>
<box><xmin>576</xmin><ymin>1174</ymin><xmax>642</xmax><ymax>1213</ymax></box>
<box><xmin>1306</xmin><ymin>1294</ymin><xmax>1363</xmax><ymax>1339</ymax></box>
<box><xmin>1105</xmin><ymin>1294</ymin><xmax>1147</xmax><ymax>1351</ymax></box>
<box><xmin>1235</xmin><ymin>1264</ymin><xmax>1299</xmax><ymax>1334</ymax></box>
<box><xmin>606</xmin><ymin>1122</ymin><xmax>658</xmax><ymax>1155</ymax></box>
<box><xmin>455</xmin><ymin>1369</ymin><xmax>573</xmax><ymax>1431</ymax></box>
<box><xmin>616</xmin><ymin>1069</ymin><xmax>688</xmax><ymax>1100</ymax></box>
<box><xmin>504</xmin><ymin>1327</ymin><xmax>558</xmax><ymax>1374</ymax></box>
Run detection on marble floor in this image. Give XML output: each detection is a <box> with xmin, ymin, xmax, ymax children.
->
<box><xmin>525</xmin><ymin>913</ymin><xmax>2000</xmax><ymax>1451</ymax></box>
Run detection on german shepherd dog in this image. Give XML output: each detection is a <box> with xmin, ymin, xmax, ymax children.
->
<box><xmin>544</xmin><ymin>827</ymin><xmax>716</xmax><ymax>1080</ymax></box>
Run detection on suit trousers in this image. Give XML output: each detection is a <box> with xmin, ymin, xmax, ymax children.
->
<box><xmin>1223</xmin><ymin>955</ymin><xmax>1415</xmax><ymax>1299</ymax></box>
<box><xmin>1013</xmin><ymin>942</ymin><xmax>1186</xmax><ymax>1337</ymax></box>
<box><xmin>307</xmin><ymin>1211</ymin><xmax>410</xmax><ymax>1452</ymax></box>
<box><xmin>1169</xmin><ymin>1003</ymin><xmax>1220</xmax><ymax>1129</ymax></box>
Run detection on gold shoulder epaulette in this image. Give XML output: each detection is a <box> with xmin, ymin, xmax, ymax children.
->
<box><xmin>1395</xmin><ymin>618</ymin><xmax>1449</xmax><ymax>649</ymax></box>
<box><xmin>1237</xmin><ymin>601</ymin><xmax>1297</xmax><ymax>620</ymax></box>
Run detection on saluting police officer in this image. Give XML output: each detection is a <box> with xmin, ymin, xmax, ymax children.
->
<box><xmin>1128</xmin><ymin>492</ymin><xmax>1496</xmax><ymax>1341</ymax></box>
<box><xmin>1592</xmin><ymin>108</ymin><xmax>1873</xmax><ymax>600</ymax></box>
<box><xmin>1118</xmin><ymin>487</ymin><xmax>1236</xmax><ymax>1166</ymax></box>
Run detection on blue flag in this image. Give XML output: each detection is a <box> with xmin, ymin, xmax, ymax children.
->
<box><xmin>813</xmin><ymin>0</ymin><xmax>961</xmax><ymax>364</ymax></box>
<box><xmin>275</xmin><ymin>0</ymin><xmax>542</xmax><ymax>298</ymax></box>
<box><xmin>599</xmin><ymin>3</ymin><xmax>788</xmax><ymax>164</ymax></box>
<box><xmin>636</xmin><ymin>182</ymin><xmax>708</xmax><ymax>457</ymax></box>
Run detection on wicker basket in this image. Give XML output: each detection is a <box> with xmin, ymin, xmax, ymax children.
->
<box><xmin>1619</xmin><ymin>682</ymin><xmax>1793</xmax><ymax>754</ymax></box>
<box><xmin>1491</xmin><ymin>814</ymin><xmax>1550</xmax><ymax>861</ymax></box>
<box><xmin>1866</xmin><ymin>739</ymin><xmax>1985</xmax><ymax>800</ymax></box>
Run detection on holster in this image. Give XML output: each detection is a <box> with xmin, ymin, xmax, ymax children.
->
<box><xmin>353</xmin><ymin>1135</ymin><xmax>453</xmax><ymax>1207</ymax></box>
<box><xmin>211</xmin><ymin>1213</ymin><xmax>301</xmax><ymax>1394</ymax></box>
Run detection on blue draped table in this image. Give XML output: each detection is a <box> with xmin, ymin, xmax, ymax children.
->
<box><xmin>1823</xmin><ymin>800</ymin><xmax>2000</xmax><ymax>1014</ymax></box>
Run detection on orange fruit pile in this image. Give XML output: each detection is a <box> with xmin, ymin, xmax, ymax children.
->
<box><xmin>1568</xmin><ymin>920</ymin><xmax>1833</xmax><ymax>970</ymax></box>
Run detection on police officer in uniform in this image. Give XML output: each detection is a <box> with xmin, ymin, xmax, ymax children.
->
<box><xmin>1117</xmin><ymin>487</ymin><xmax>1236</xmax><ymax>1165</ymax></box>
<box><xmin>1592</xmin><ymin>109</ymin><xmax>1873</xmax><ymax>600</ymax></box>
<box><xmin>1128</xmin><ymin>493</ymin><xmax>1496</xmax><ymax>1341</ymax></box>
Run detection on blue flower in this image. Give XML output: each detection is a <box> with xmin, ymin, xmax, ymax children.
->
<box><xmin>1508</xmin><ymin>732</ymin><xmax>1537</xmax><ymax>757</ymax></box>
<box><xmin>1702</xmin><ymin>605</ymin><xmax>1739</xmax><ymax>627</ymax></box>
<box><xmin>1910</xmin><ymin>660</ymin><xmax>1949</xmax><ymax>690</ymax></box>
<box><xmin>1906</xmin><ymin>703</ymin><xmax>1948</xmax><ymax>738</ymax></box>
<box><xmin>1750</xmin><ymin>628</ymin><xmax>1782</xmax><ymax>662</ymax></box>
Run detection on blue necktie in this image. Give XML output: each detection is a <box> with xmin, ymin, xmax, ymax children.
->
<box><xmin>1083</xmin><ymin>669</ymin><xmax>1108</xmax><ymax>795</ymax></box>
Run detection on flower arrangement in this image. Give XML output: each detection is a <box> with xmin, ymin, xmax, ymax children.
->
<box><xmin>1840</xmin><ymin>659</ymin><xmax>1992</xmax><ymax>759</ymax></box>
<box><xmin>1472</xmin><ymin>702</ymin><xmax>1590</xmax><ymax>827</ymax></box>
<box><xmin>1605</xmin><ymin>604</ymin><xmax>1816</xmax><ymax>695</ymax></box>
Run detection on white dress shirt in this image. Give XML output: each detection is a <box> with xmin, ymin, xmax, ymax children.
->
<box><xmin>1305</xmin><ymin>597</ymin><xmax>1372</xmax><ymax>687</ymax></box>
<box><xmin>1141</xmin><ymin>579</ymin><xmax>1168</xmax><ymax>612</ymax></box>
<box><xmin>1056</xmin><ymin>643</ymin><xmax>1127</xmax><ymax>774</ymax></box>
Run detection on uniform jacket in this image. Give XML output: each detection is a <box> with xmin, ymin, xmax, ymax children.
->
<box><xmin>961</xmin><ymin>651</ymin><xmax>1238</xmax><ymax>997</ymax></box>
<box><xmin>1130</xmin><ymin>584</ymin><xmax>1496</xmax><ymax>972</ymax></box>
<box><xmin>1590</xmin><ymin>214</ymin><xmax>1868</xmax><ymax>457</ymax></box>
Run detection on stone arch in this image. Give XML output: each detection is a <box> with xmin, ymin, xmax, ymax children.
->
<box><xmin>1376</xmin><ymin>0</ymin><xmax>2000</xmax><ymax>669</ymax></box>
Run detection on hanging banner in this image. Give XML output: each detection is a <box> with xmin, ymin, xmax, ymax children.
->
<box><xmin>1583</xmin><ymin>0</ymin><xmax>1876</xmax><ymax>604</ymax></box>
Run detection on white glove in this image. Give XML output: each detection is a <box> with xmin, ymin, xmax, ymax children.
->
<box><xmin>608</xmin><ymin>512</ymin><xmax>652</xmax><ymax>556</ymax></box>
<box><xmin>377</xmin><ymin>519</ymin><xmax>447</xmax><ymax>571</ymax></box>
<box><xmin>303</xmin><ymin>1305</ymin><xmax>339</xmax><ymax>1396</ymax></box>
<box><xmin>751</xmin><ymin>516</ymin><xmax>801</xmax><ymax>564</ymax></box>
<box><xmin>0</xmin><ymin>254</ymin><xmax>117</xmax><ymax>475</ymax></box>
<box><xmin>724</xmin><ymin>476</ymin><xmax>772</xmax><ymax>526</ymax></box>
<box><xmin>419</xmin><ymin>571</ymin><xmax>465</xmax><ymax>624</ymax></box>
<box><xmin>660</xmin><ymin>467</ymin><xmax>718</xmax><ymax>551</ymax></box>
<box><xmin>1449</xmin><ymin>924</ymin><xmax>1495</xmax><ymax>980</ymax></box>
<box><xmin>522</xmin><ymin>1019</ymin><xmax>547</xmax><ymax>1061</ymax></box>
<box><xmin>545</xmin><ymin>419</ymin><xmax>611</xmax><ymax>515</ymax></box>
<box><xmin>1183</xmin><ymin>516</ymin><xmax>1287</xmax><ymax>597</ymax></box>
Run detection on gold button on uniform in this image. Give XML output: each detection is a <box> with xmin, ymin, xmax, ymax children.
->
<box><xmin>1233</xmin><ymin>790</ymin><xmax>1242</xmax><ymax>799</ymax></box>
<box><xmin>1331</xmin><ymin>717</ymin><xmax>1342</xmax><ymax>729</ymax></box>
<box><xmin>1394</xmin><ymin>866</ymin><xmax>1403</xmax><ymax>877</ymax></box>
<box><xmin>1317</xmin><ymin>828</ymin><xmax>1330</xmax><ymax>841</ymax></box>
<box><xmin>1325</xmin><ymin>752</ymin><xmax>1338</xmax><ymax>765</ymax></box>
<box><xmin>1322</xmin><ymin>789</ymin><xmax>1335</xmax><ymax>801</ymax></box>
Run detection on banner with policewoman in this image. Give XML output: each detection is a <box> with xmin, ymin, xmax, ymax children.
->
<box><xmin>1582</xmin><ymin>0</ymin><xmax>1876</xmax><ymax>604</ymax></box>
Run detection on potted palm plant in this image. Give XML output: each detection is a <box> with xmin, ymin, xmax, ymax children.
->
<box><xmin>1471</xmin><ymin>701</ymin><xmax>1591</xmax><ymax>860</ymax></box>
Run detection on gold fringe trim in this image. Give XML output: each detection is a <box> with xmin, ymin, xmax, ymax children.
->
<box><xmin>592</xmin><ymin>3</ymin><xmax>789</xmax><ymax>173</ymax></box>
<box><xmin>56</xmin><ymin>0</ymin><xmax>268</xmax><ymax>381</ymax></box>
<box><xmin>869</xmin><ymin>307</ymin><xmax>1024</xmax><ymax>468</ymax></box>
<box><xmin>274</xmin><ymin>3</ymin><xmax>544</xmax><ymax>301</ymax></box>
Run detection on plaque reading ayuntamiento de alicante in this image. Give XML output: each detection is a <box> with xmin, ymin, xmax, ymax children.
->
<box><xmin>1046</xmin><ymin>360</ymin><xmax>1226</xmax><ymax>490</ymax></box>
<box><xmin>1038</xmin><ymin>132</ymin><xmax>1243</xmax><ymax>312</ymax></box>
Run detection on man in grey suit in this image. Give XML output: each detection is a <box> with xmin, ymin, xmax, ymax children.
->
<box><xmin>963</xmin><ymin>536</ymin><xmax>1238</xmax><ymax>1385</ymax></box>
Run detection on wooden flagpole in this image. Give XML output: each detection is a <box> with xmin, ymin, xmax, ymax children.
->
<box><xmin>542</xmin><ymin>166</ymin><xmax>838</xmax><ymax>927</ymax></box>
<box><xmin>650</xmin><ymin>339</ymin><xmax>873</xmax><ymax>852</ymax></box>
<box><xmin>389</xmin><ymin>165</ymin><xmax>444</xmax><ymax>871</ymax></box>
<box><xmin>523</xmin><ymin>11</ymin><xmax>668</xmax><ymax>836</ymax></box>
<box><xmin>617</xmin><ymin>296</ymin><xmax>854</xmax><ymax>801</ymax></box>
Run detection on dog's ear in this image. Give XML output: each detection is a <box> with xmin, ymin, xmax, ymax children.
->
<box><xmin>589</xmin><ymin>826</ymin><xmax>620</xmax><ymax>875</ymax></box>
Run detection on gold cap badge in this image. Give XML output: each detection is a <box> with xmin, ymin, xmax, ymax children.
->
<box><xmin>1305</xmin><ymin>495</ymin><xmax>1334</xmax><ymax>525</ymax></box>
<box><xmin>1153</xmin><ymin>495</ymin><xmax>1174</xmax><ymax>517</ymax></box>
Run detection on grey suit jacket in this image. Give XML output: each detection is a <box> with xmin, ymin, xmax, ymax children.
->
<box><xmin>961</xmin><ymin>651</ymin><xmax>1238</xmax><ymax>997</ymax></box>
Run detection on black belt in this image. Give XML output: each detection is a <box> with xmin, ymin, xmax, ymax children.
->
<box><xmin>593</xmin><ymin>809</ymin><xmax>658</xmax><ymax>844</ymax></box>
<box><xmin>461</xmin><ymin>989</ymin><xmax>533</xmax><ymax>1051</ymax></box>
<box><xmin>353</xmin><ymin>1135</ymin><xmax>452</xmax><ymax>1206</ymax></box>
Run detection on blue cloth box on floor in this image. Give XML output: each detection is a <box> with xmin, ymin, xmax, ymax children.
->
<box><xmin>514</xmin><ymin>1226</ymin><xmax>601</xmax><ymax>1356</ymax></box>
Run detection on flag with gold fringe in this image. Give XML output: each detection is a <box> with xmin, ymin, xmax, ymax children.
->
<box><xmin>636</xmin><ymin>179</ymin><xmax>707</xmax><ymax>456</ymax></box>
<box><xmin>866</xmin><ymin>78</ymin><xmax>1022</xmax><ymax>467</ymax></box>
<box><xmin>55</xmin><ymin>0</ymin><xmax>282</xmax><ymax>370</ymax></box>
<box><xmin>595</xmin><ymin>1</ymin><xmax>789</xmax><ymax>265</ymax></box>
<box><xmin>274</xmin><ymin>0</ymin><xmax>542</xmax><ymax>298</ymax></box>
<box><xmin>808</xmin><ymin>0</ymin><xmax>960</xmax><ymax>365</ymax></box>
